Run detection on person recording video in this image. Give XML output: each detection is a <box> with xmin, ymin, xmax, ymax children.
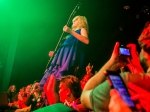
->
<box><xmin>81</xmin><ymin>21</ymin><xmax>150</xmax><ymax>112</ymax></box>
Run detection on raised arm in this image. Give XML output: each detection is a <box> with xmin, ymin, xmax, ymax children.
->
<box><xmin>81</xmin><ymin>42</ymin><xmax>124</xmax><ymax>109</ymax></box>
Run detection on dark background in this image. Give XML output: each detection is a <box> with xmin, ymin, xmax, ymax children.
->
<box><xmin>0</xmin><ymin>0</ymin><xmax>150</xmax><ymax>91</ymax></box>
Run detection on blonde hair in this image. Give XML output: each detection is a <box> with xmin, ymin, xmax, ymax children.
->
<box><xmin>72</xmin><ymin>15</ymin><xmax>89</xmax><ymax>33</ymax></box>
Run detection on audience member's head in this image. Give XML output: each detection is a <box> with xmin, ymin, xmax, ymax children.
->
<box><xmin>59</xmin><ymin>75</ymin><xmax>82</xmax><ymax>103</ymax></box>
<box><xmin>7</xmin><ymin>84</ymin><xmax>17</xmax><ymax>103</ymax></box>
<box><xmin>19</xmin><ymin>87</ymin><xmax>25</xmax><ymax>96</ymax></box>
<box><xmin>138</xmin><ymin>21</ymin><xmax>150</xmax><ymax>50</ymax></box>
<box><xmin>18</xmin><ymin>87</ymin><xmax>25</xmax><ymax>100</ymax></box>
<box><xmin>7</xmin><ymin>84</ymin><xmax>16</xmax><ymax>93</ymax></box>
<box><xmin>25</xmin><ymin>84</ymin><xmax>32</xmax><ymax>96</ymax></box>
<box><xmin>32</xmin><ymin>81</ymin><xmax>41</xmax><ymax>93</ymax></box>
<box><xmin>138</xmin><ymin>21</ymin><xmax>150</xmax><ymax>72</ymax></box>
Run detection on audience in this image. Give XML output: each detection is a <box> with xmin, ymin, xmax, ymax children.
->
<box><xmin>24</xmin><ymin>81</ymin><xmax>46</xmax><ymax>111</ymax></box>
<box><xmin>81</xmin><ymin>20</ymin><xmax>150</xmax><ymax>112</ymax></box>
<box><xmin>8</xmin><ymin>82</ymin><xmax>46</xmax><ymax>112</ymax></box>
<box><xmin>81</xmin><ymin>42</ymin><xmax>150</xmax><ymax>111</ymax></box>
<box><xmin>4</xmin><ymin>66</ymin><xmax>92</xmax><ymax>112</ymax></box>
<box><xmin>138</xmin><ymin>20</ymin><xmax>150</xmax><ymax>73</ymax></box>
<box><xmin>7</xmin><ymin>85</ymin><xmax>17</xmax><ymax>103</ymax></box>
<box><xmin>3</xmin><ymin>19</ymin><xmax>150</xmax><ymax>112</ymax></box>
<box><xmin>6</xmin><ymin>85</ymin><xmax>18</xmax><ymax>112</ymax></box>
<box><xmin>16</xmin><ymin>84</ymin><xmax>32</xmax><ymax>110</ymax></box>
<box><xmin>10</xmin><ymin>87</ymin><xmax>26</xmax><ymax>109</ymax></box>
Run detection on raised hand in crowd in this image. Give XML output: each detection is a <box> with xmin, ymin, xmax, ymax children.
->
<box><xmin>108</xmin><ymin>42</ymin><xmax>127</xmax><ymax>71</ymax></box>
<box><xmin>80</xmin><ymin>63</ymin><xmax>93</xmax><ymax>90</ymax></box>
<box><xmin>86</xmin><ymin>63</ymin><xmax>93</xmax><ymax>75</ymax></box>
<box><xmin>125</xmin><ymin>44</ymin><xmax>145</xmax><ymax>74</ymax></box>
<box><xmin>64</xmin><ymin>100</ymin><xmax>79</xmax><ymax>111</ymax></box>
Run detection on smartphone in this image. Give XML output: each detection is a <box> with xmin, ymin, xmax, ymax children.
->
<box><xmin>119</xmin><ymin>47</ymin><xmax>131</xmax><ymax>57</ymax></box>
<box><xmin>106</xmin><ymin>70</ymin><xmax>136</xmax><ymax>110</ymax></box>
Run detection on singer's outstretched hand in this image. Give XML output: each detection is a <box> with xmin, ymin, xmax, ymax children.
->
<box><xmin>48</xmin><ymin>51</ymin><xmax>54</xmax><ymax>58</ymax></box>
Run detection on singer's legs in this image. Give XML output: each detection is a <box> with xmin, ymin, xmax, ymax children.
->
<box><xmin>45</xmin><ymin>75</ymin><xmax>60</xmax><ymax>105</ymax></box>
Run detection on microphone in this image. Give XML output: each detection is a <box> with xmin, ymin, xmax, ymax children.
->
<box><xmin>66</xmin><ymin>0</ymin><xmax>82</xmax><ymax>25</ymax></box>
<box><xmin>74</xmin><ymin>1</ymin><xmax>82</xmax><ymax>11</ymax></box>
<box><xmin>77</xmin><ymin>1</ymin><xmax>82</xmax><ymax>10</ymax></box>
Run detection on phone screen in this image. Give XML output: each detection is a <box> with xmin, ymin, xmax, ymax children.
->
<box><xmin>119</xmin><ymin>47</ymin><xmax>130</xmax><ymax>56</ymax></box>
<box><xmin>108</xmin><ymin>74</ymin><xmax>135</xmax><ymax>109</ymax></box>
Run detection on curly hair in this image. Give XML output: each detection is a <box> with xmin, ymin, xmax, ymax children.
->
<box><xmin>60</xmin><ymin>75</ymin><xmax>82</xmax><ymax>99</ymax></box>
<box><xmin>138</xmin><ymin>20</ymin><xmax>150</xmax><ymax>54</ymax></box>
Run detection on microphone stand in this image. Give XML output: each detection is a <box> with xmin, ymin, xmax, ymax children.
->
<box><xmin>44</xmin><ymin>1</ymin><xmax>82</xmax><ymax>73</ymax></box>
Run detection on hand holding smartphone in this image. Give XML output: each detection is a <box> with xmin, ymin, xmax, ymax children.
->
<box><xmin>106</xmin><ymin>70</ymin><xmax>137</xmax><ymax>111</ymax></box>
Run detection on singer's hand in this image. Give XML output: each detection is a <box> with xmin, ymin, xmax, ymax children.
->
<box><xmin>63</xmin><ymin>25</ymin><xmax>72</xmax><ymax>33</ymax></box>
<box><xmin>48</xmin><ymin>51</ymin><xmax>54</xmax><ymax>57</ymax></box>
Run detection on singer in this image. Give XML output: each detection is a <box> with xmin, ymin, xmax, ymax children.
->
<box><xmin>40</xmin><ymin>15</ymin><xmax>89</xmax><ymax>105</ymax></box>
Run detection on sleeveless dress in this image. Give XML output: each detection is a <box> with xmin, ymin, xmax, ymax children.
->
<box><xmin>40</xmin><ymin>29</ymin><xmax>86</xmax><ymax>87</ymax></box>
